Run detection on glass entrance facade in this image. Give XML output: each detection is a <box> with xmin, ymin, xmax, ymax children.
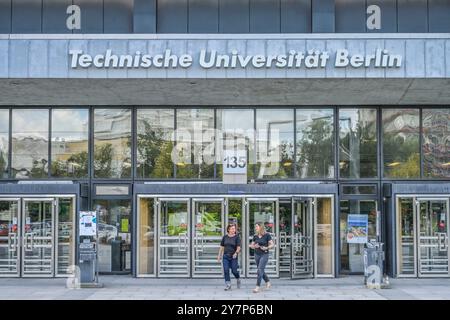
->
<box><xmin>0</xmin><ymin>196</ymin><xmax>76</xmax><ymax>277</ymax></box>
<box><xmin>136</xmin><ymin>195</ymin><xmax>334</xmax><ymax>278</ymax></box>
<box><xmin>0</xmin><ymin>107</ymin><xmax>449</xmax><ymax>278</ymax></box>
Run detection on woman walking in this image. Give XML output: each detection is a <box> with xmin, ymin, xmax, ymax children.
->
<box><xmin>217</xmin><ymin>224</ymin><xmax>241</xmax><ymax>291</ymax></box>
<box><xmin>249</xmin><ymin>222</ymin><xmax>274</xmax><ymax>293</ymax></box>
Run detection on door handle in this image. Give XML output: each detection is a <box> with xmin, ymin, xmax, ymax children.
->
<box><xmin>438</xmin><ymin>233</ymin><xmax>447</xmax><ymax>251</ymax></box>
<box><xmin>24</xmin><ymin>233</ymin><xmax>33</xmax><ymax>252</ymax></box>
<box><xmin>178</xmin><ymin>232</ymin><xmax>187</xmax><ymax>252</ymax></box>
<box><xmin>8</xmin><ymin>233</ymin><xmax>17</xmax><ymax>252</ymax></box>
<box><xmin>196</xmin><ymin>233</ymin><xmax>204</xmax><ymax>253</ymax></box>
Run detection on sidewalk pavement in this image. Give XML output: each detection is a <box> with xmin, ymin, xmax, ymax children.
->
<box><xmin>1</xmin><ymin>276</ymin><xmax>450</xmax><ymax>300</ymax></box>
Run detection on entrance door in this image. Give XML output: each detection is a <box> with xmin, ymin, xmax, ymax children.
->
<box><xmin>246</xmin><ymin>198</ymin><xmax>279</xmax><ymax>277</ymax></box>
<box><xmin>291</xmin><ymin>198</ymin><xmax>314</xmax><ymax>279</ymax></box>
<box><xmin>158</xmin><ymin>199</ymin><xmax>190</xmax><ymax>277</ymax></box>
<box><xmin>417</xmin><ymin>199</ymin><xmax>449</xmax><ymax>276</ymax></box>
<box><xmin>0</xmin><ymin>199</ymin><xmax>20</xmax><ymax>277</ymax></box>
<box><xmin>22</xmin><ymin>199</ymin><xmax>55</xmax><ymax>277</ymax></box>
<box><xmin>192</xmin><ymin>199</ymin><xmax>224</xmax><ymax>277</ymax></box>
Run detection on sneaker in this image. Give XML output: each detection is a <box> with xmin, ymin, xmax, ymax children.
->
<box><xmin>224</xmin><ymin>284</ymin><xmax>232</xmax><ymax>291</ymax></box>
<box><xmin>252</xmin><ymin>286</ymin><xmax>260</xmax><ymax>293</ymax></box>
<box><xmin>236</xmin><ymin>279</ymin><xmax>241</xmax><ymax>289</ymax></box>
<box><xmin>265</xmin><ymin>282</ymin><xmax>271</xmax><ymax>290</ymax></box>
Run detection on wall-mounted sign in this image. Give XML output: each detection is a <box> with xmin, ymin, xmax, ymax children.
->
<box><xmin>223</xmin><ymin>150</ymin><xmax>247</xmax><ymax>174</ymax></box>
<box><xmin>79</xmin><ymin>211</ymin><xmax>97</xmax><ymax>237</ymax></box>
<box><xmin>69</xmin><ymin>48</ymin><xmax>402</xmax><ymax>70</ymax></box>
<box><xmin>347</xmin><ymin>214</ymin><xmax>369</xmax><ymax>244</ymax></box>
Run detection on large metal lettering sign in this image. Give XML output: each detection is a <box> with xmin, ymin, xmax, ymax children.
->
<box><xmin>69</xmin><ymin>48</ymin><xmax>402</xmax><ymax>70</ymax></box>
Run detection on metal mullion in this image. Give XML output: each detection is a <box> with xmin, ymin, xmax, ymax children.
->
<box><xmin>48</xmin><ymin>108</ymin><xmax>51</xmax><ymax>179</ymax></box>
<box><xmin>132</xmin><ymin>107</ymin><xmax>137</xmax><ymax>181</ymax></box>
<box><xmin>174</xmin><ymin>108</ymin><xmax>177</xmax><ymax>179</ymax></box>
<box><xmin>335</xmin><ymin>107</ymin><xmax>340</xmax><ymax>181</ymax></box>
<box><xmin>419</xmin><ymin>108</ymin><xmax>424</xmax><ymax>179</ymax></box>
<box><xmin>8</xmin><ymin>108</ymin><xmax>12</xmax><ymax>179</ymax></box>
<box><xmin>293</xmin><ymin>108</ymin><xmax>297</xmax><ymax>178</ymax></box>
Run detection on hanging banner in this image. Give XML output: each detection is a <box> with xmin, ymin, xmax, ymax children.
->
<box><xmin>347</xmin><ymin>214</ymin><xmax>368</xmax><ymax>244</ymax></box>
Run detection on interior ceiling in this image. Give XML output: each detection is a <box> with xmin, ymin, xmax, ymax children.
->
<box><xmin>1</xmin><ymin>78</ymin><xmax>450</xmax><ymax>106</ymax></box>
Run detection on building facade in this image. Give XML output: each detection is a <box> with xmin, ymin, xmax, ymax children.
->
<box><xmin>0</xmin><ymin>0</ymin><xmax>450</xmax><ymax>279</ymax></box>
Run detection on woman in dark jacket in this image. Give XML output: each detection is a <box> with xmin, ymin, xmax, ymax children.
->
<box><xmin>217</xmin><ymin>224</ymin><xmax>241</xmax><ymax>291</ymax></box>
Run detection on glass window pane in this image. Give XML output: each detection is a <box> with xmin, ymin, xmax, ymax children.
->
<box><xmin>342</xmin><ymin>185</ymin><xmax>377</xmax><ymax>195</ymax></box>
<box><xmin>0</xmin><ymin>109</ymin><xmax>9</xmax><ymax>178</ymax></box>
<box><xmin>339</xmin><ymin>200</ymin><xmax>377</xmax><ymax>273</ymax></box>
<box><xmin>175</xmin><ymin>109</ymin><xmax>215</xmax><ymax>179</ymax></box>
<box><xmin>217</xmin><ymin>109</ymin><xmax>255</xmax><ymax>179</ymax></box>
<box><xmin>383</xmin><ymin>109</ymin><xmax>420</xmax><ymax>178</ymax></box>
<box><xmin>398</xmin><ymin>197</ymin><xmax>415</xmax><ymax>275</ymax></box>
<box><xmin>51</xmin><ymin>109</ymin><xmax>89</xmax><ymax>178</ymax></box>
<box><xmin>12</xmin><ymin>109</ymin><xmax>49</xmax><ymax>179</ymax></box>
<box><xmin>94</xmin><ymin>109</ymin><xmax>131</xmax><ymax>179</ymax></box>
<box><xmin>296</xmin><ymin>109</ymin><xmax>334</xmax><ymax>178</ymax></box>
<box><xmin>57</xmin><ymin>197</ymin><xmax>75</xmax><ymax>275</ymax></box>
<box><xmin>256</xmin><ymin>109</ymin><xmax>294</xmax><ymax>179</ymax></box>
<box><xmin>317</xmin><ymin>197</ymin><xmax>333</xmax><ymax>276</ymax></box>
<box><xmin>339</xmin><ymin>109</ymin><xmax>377</xmax><ymax>178</ymax></box>
<box><xmin>423</xmin><ymin>109</ymin><xmax>450</xmax><ymax>178</ymax></box>
<box><xmin>94</xmin><ymin>199</ymin><xmax>132</xmax><ymax>273</ymax></box>
<box><xmin>138</xmin><ymin>197</ymin><xmax>155</xmax><ymax>275</ymax></box>
<box><xmin>137</xmin><ymin>109</ymin><xmax>174</xmax><ymax>178</ymax></box>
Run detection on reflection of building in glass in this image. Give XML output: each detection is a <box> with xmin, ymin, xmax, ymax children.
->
<box><xmin>12</xmin><ymin>134</ymin><xmax>48</xmax><ymax>178</ymax></box>
<box><xmin>423</xmin><ymin>110</ymin><xmax>450</xmax><ymax>177</ymax></box>
<box><xmin>94</xmin><ymin>109</ymin><xmax>132</xmax><ymax>178</ymax></box>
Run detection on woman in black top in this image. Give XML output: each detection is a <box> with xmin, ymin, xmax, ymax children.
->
<box><xmin>249</xmin><ymin>222</ymin><xmax>274</xmax><ymax>293</ymax></box>
<box><xmin>217</xmin><ymin>224</ymin><xmax>241</xmax><ymax>291</ymax></box>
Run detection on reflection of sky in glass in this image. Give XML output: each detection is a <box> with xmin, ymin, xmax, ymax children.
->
<box><xmin>12</xmin><ymin>109</ymin><xmax>48</xmax><ymax>140</ymax></box>
<box><xmin>256</xmin><ymin>109</ymin><xmax>294</xmax><ymax>145</ymax></box>
<box><xmin>137</xmin><ymin>109</ymin><xmax>174</xmax><ymax>138</ymax></box>
<box><xmin>296</xmin><ymin>109</ymin><xmax>334</xmax><ymax>141</ymax></box>
<box><xmin>52</xmin><ymin>109</ymin><xmax>89</xmax><ymax>141</ymax></box>
<box><xmin>339</xmin><ymin>109</ymin><xmax>377</xmax><ymax>137</ymax></box>
<box><xmin>219</xmin><ymin>110</ymin><xmax>254</xmax><ymax>131</ymax></box>
<box><xmin>0</xmin><ymin>110</ymin><xmax>8</xmax><ymax>132</ymax></box>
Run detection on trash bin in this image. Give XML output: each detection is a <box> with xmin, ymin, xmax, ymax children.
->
<box><xmin>363</xmin><ymin>241</ymin><xmax>385</xmax><ymax>289</ymax></box>
<box><xmin>111</xmin><ymin>238</ymin><xmax>122</xmax><ymax>272</ymax></box>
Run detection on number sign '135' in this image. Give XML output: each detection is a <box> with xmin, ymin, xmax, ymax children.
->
<box><xmin>223</xmin><ymin>150</ymin><xmax>247</xmax><ymax>174</ymax></box>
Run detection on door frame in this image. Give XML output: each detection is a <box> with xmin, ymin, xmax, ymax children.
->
<box><xmin>245</xmin><ymin>197</ymin><xmax>280</xmax><ymax>278</ymax></box>
<box><xmin>396</xmin><ymin>195</ymin><xmax>450</xmax><ymax>278</ymax></box>
<box><xmin>21</xmin><ymin>198</ymin><xmax>56</xmax><ymax>278</ymax></box>
<box><xmin>157</xmin><ymin>197</ymin><xmax>191</xmax><ymax>278</ymax></box>
<box><xmin>191</xmin><ymin>198</ymin><xmax>225</xmax><ymax>278</ymax></box>
<box><xmin>136</xmin><ymin>195</ymin><xmax>158</xmax><ymax>277</ymax></box>
<box><xmin>54</xmin><ymin>195</ymin><xmax>77</xmax><ymax>278</ymax></box>
<box><xmin>290</xmin><ymin>197</ymin><xmax>314</xmax><ymax>279</ymax></box>
<box><xmin>0</xmin><ymin>198</ymin><xmax>21</xmax><ymax>278</ymax></box>
<box><xmin>416</xmin><ymin>197</ymin><xmax>450</xmax><ymax>278</ymax></box>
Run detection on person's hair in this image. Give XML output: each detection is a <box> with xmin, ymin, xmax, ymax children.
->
<box><xmin>255</xmin><ymin>222</ymin><xmax>266</xmax><ymax>235</ymax></box>
<box><xmin>227</xmin><ymin>224</ymin><xmax>236</xmax><ymax>233</ymax></box>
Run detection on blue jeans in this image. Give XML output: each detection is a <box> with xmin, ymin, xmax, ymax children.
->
<box><xmin>255</xmin><ymin>253</ymin><xmax>270</xmax><ymax>286</ymax></box>
<box><xmin>222</xmin><ymin>255</ymin><xmax>240</xmax><ymax>284</ymax></box>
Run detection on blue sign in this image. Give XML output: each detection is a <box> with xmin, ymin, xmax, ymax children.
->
<box><xmin>347</xmin><ymin>214</ymin><xmax>369</xmax><ymax>244</ymax></box>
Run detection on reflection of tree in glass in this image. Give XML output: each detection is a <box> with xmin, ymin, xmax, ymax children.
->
<box><xmin>297</xmin><ymin>119</ymin><xmax>333</xmax><ymax>178</ymax></box>
<box><xmin>94</xmin><ymin>144</ymin><xmax>113</xmax><ymax>178</ymax></box>
<box><xmin>52</xmin><ymin>151</ymin><xmax>88</xmax><ymax>178</ymax></box>
<box><xmin>137</xmin><ymin>120</ymin><xmax>174</xmax><ymax>178</ymax></box>
<box><xmin>339</xmin><ymin>117</ymin><xmax>377</xmax><ymax>178</ymax></box>
<box><xmin>383</xmin><ymin>132</ymin><xmax>419</xmax><ymax>178</ymax></box>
